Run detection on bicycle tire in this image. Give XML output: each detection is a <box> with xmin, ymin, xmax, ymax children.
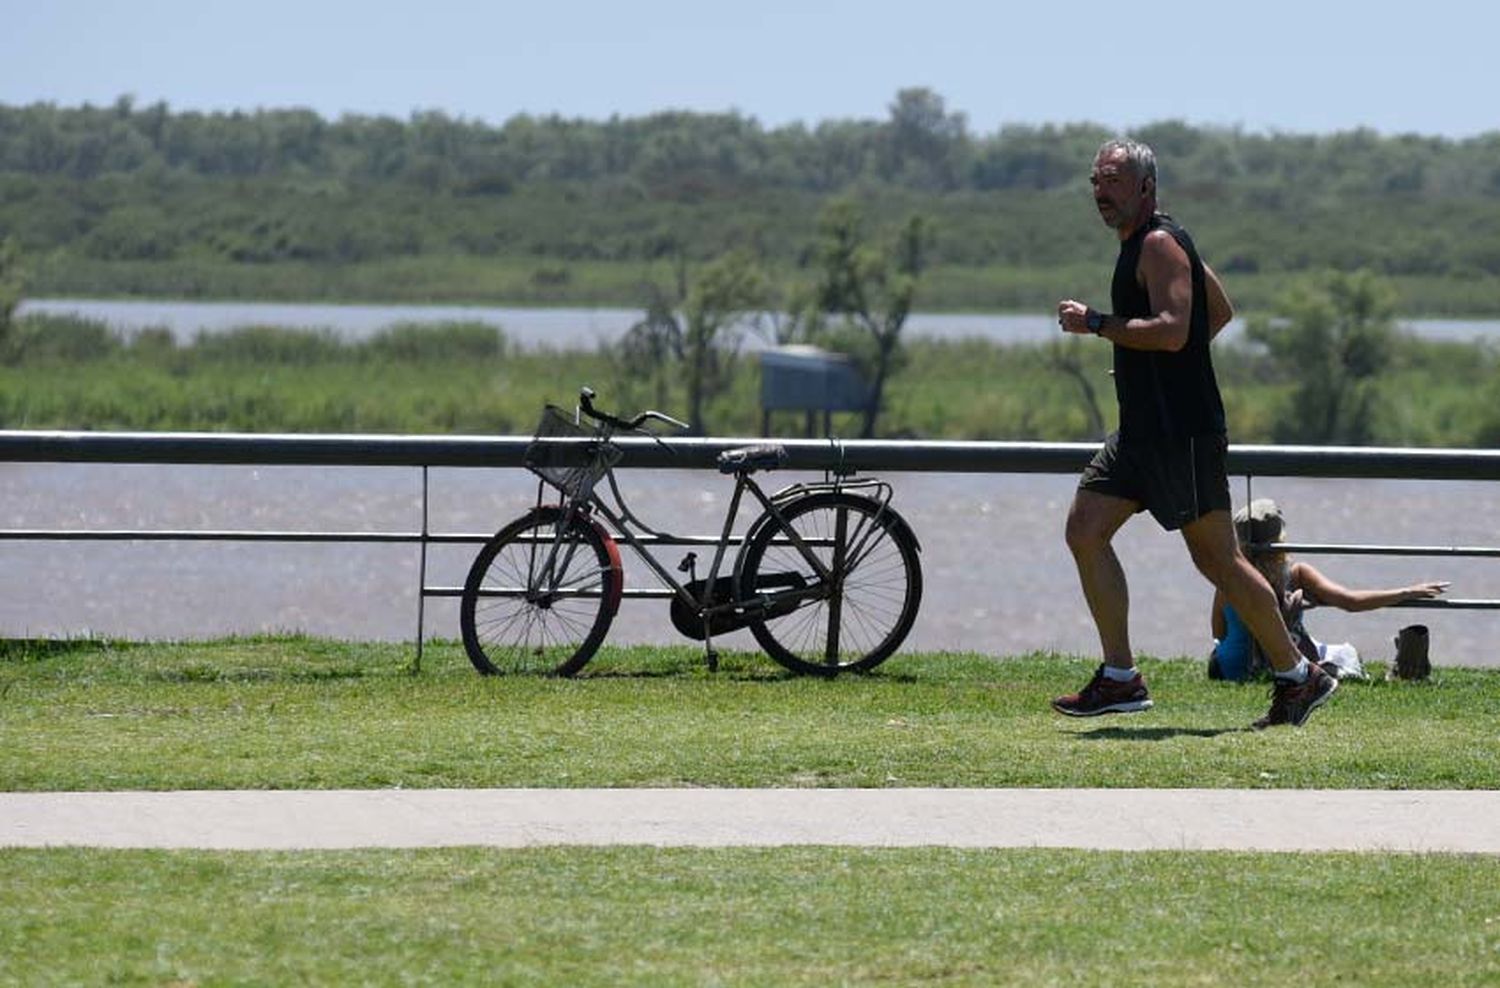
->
<box><xmin>738</xmin><ymin>492</ymin><xmax>922</xmax><ymax>675</ymax></box>
<box><xmin>460</xmin><ymin>506</ymin><xmax>620</xmax><ymax>676</ymax></box>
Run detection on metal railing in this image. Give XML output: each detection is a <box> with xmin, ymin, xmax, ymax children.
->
<box><xmin>6</xmin><ymin>430</ymin><xmax>1500</xmax><ymax>477</ymax></box>
<box><xmin>3</xmin><ymin>431</ymin><xmax>1498</xmax><ymax>653</ymax></box>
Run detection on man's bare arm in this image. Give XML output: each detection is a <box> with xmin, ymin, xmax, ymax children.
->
<box><xmin>1205</xmin><ymin>263</ymin><xmax>1233</xmax><ymax>339</ymax></box>
<box><xmin>1056</xmin><ymin>232</ymin><xmax>1218</xmax><ymax>351</ymax></box>
<box><xmin>1099</xmin><ymin>229</ymin><xmax>1193</xmax><ymax>351</ymax></box>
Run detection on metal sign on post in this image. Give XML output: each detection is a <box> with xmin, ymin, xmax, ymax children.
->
<box><xmin>759</xmin><ymin>345</ymin><xmax>871</xmax><ymax>437</ymax></box>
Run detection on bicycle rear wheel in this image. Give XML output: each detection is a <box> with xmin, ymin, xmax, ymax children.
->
<box><xmin>460</xmin><ymin>507</ymin><xmax>621</xmax><ymax>676</ymax></box>
<box><xmin>739</xmin><ymin>492</ymin><xmax>922</xmax><ymax>675</ymax></box>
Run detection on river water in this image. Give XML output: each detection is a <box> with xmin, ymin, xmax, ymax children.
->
<box><xmin>4</xmin><ymin>299</ymin><xmax>1498</xmax><ymax>666</ymax></box>
<box><xmin>2</xmin><ymin>463</ymin><xmax>1496</xmax><ymax>668</ymax></box>
<box><xmin>16</xmin><ymin>298</ymin><xmax>1500</xmax><ymax>347</ymax></box>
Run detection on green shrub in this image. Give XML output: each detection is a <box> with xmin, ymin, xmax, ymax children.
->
<box><xmin>189</xmin><ymin>325</ymin><xmax>347</xmax><ymax>364</ymax></box>
<box><xmin>0</xmin><ymin>313</ymin><xmax>121</xmax><ymax>364</ymax></box>
<box><xmin>363</xmin><ymin>321</ymin><xmax>507</xmax><ymax>363</ymax></box>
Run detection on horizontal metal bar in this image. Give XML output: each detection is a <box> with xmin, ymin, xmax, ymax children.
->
<box><xmin>424</xmin><ymin>586</ymin><xmax>1498</xmax><ymax>607</ymax></box>
<box><xmin>525</xmin><ymin>533</ymin><xmax>737</xmax><ymax>547</ymax></box>
<box><xmin>1255</xmin><ymin>543</ymin><xmax>1500</xmax><ymax>559</ymax></box>
<box><xmin>0</xmin><ymin>529</ymin><xmax>744</xmax><ymax>547</ymax></box>
<box><xmin>422</xmin><ymin>586</ymin><xmax>677</xmax><ymax>600</ymax></box>
<box><xmin>0</xmin><ymin>529</ymin><xmax>427</xmax><ymax>543</ymax></box>
<box><xmin>409</xmin><ymin>532</ymin><xmax>736</xmax><ymax>546</ymax></box>
<box><xmin>6</xmin><ymin>533</ymin><xmax>1493</xmax><ymax>560</ymax></box>
<box><xmin>5</xmin><ymin>430</ymin><xmax>1500</xmax><ymax>480</ymax></box>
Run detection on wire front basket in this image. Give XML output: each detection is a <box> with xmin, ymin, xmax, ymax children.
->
<box><xmin>524</xmin><ymin>404</ymin><xmax>621</xmax><ymax>497</ymax></box>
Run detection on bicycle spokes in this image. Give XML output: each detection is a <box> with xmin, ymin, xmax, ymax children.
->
<box><xmin>740</xmin><ymin>492</ymin><xmax>922</xmax><ymax>675</ymax></box>
<box><xmin>460</xmin><ymin>509</ymin><xmax>618</xmax><ymax>676</ymax></box>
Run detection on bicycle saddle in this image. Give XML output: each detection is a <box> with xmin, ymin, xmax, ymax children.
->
<box><xmin>717</xmin><ymin>443</ymin><xmax>788</xmax><ymax>474</ymax></box>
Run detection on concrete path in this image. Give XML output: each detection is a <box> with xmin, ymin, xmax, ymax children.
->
<box><xmin>3</xmin><ymin>788</ymin><xmax>1499</xmax><ymax>852</ymax></box>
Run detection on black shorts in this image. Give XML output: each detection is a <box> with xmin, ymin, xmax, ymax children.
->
<box><xmin>1078</xmin><ymin>431</ymin><xmax>1231</xmax><ymax>531</ymax></box>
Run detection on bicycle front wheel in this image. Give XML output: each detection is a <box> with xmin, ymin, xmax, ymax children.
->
<box><xmin>460</xmin><ymin>507</ymin><xmax>620</xmax><ymax>676</ymax></box>
<box><xmin>739</xmin><ymin>492</ymin><xmax>922</xmax><ymax>675</ymax></box>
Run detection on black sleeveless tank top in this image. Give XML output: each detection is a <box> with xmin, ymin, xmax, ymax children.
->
<box><xmin>1110</xmin><ymin>213</ymin><xmax>1226</xmax><ymax>440</ymax></box>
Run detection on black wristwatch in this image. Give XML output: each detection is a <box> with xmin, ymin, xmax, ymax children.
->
<box><xmin>1085</xmin><ymin>308</ymin><xmax>1106</xmax><ymax>334</ymax></box>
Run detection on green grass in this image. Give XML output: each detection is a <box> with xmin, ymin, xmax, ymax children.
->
<box><xmin>1</xmin><ymin>846</ymin><xmax>1496</xmax><ymax>986</ymax></box>
<box><xmin>3</xmin><ymin>638</ymin><xmax>1496</xmax><ymax>792</ymax></box>
<box><xmin>6</xmin><ymin>638</ymin><xmax>1498</xmax><ymax>986</ymax></box>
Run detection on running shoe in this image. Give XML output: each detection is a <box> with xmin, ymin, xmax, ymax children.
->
<box><xmin>1252</xmin><ymin>663</ymin><xmax>1339</xmax><ymax>729</ymax></box>
<box><xmin>1052</xmin><ymin>664</ymin><xmax>1153</xmax><ymax>717</ymax></box>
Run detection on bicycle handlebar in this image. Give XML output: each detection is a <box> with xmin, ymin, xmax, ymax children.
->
<box><xmin>578</xmin><ymin>386</ymin><xmax>689</xmax><ymax>433</ymax></box>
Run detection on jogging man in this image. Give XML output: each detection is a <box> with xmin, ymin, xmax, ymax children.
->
<box><xmin>1051</xmin><ymin>138</ymin><xmax>1338</xmax><ymax>729</ymax></box>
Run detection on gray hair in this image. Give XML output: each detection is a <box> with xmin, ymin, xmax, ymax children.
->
<box><xmin>1096</xmin><ymin>139</ymin><xmax>1157</xmax><ymax>188</ymax></box>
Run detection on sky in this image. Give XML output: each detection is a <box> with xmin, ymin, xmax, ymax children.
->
<box><xmin>3</xmin><ymin>0</ymin><xmax>1495</xmax><ymax>139</ymax></box>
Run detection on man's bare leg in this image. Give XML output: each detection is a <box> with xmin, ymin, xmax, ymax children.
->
<box><xmin>1179</xmin><ymin>510</ymin><xmax>1301</xmax><ymax>672</ymax></box>
<box><xmin>1181</xmin><ymin>509</ymin><xmax>1338</xmax><ymax>728</ymax></box>
<box><xmin>1054</xmin><ymin>489</ymin><xmax>1153</xmax><ymax>716</ymax></box>
<box><xmin>1182</xmin><ymin>509</ymin><xmax>1350</xmax><ymax>725</ymax></box>
<box><xmin>1064</xmin><ymin>489</ymin><xmax>1141</xmax><ymax>669</ymax></box>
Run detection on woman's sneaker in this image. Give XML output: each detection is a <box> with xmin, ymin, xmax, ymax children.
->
<box><xmin>1052</xmin><ymin>664</ymin><xmax>1153</xmax><ymax>717</ymax></box>
<box><xmin>1252</xmin><ymin>663</ymin><xmax>1339</xmax><ymax>729</ymax></box>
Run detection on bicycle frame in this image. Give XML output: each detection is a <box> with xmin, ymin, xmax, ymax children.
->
<box><xmin>531</xmin><ymin>448</ymin><xmax>897</xmax><ymax>635</ymax></box>
<box><xmin>563</xmin><ymin>470</ymin><xmax>820</xmax><ymax>616</ymax></box>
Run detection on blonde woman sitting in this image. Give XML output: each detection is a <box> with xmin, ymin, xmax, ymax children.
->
<box><xmin>1208</xmin><ymin>498</ymin><xmax>1449</xmax><ymax>681</ymax></box>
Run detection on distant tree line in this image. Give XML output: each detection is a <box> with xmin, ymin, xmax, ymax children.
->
<box><xmin>4</xmin><ymin>90</ymin><xmax>1500</xmax><ymax>285</ymax></box>
<box><xmin>7</xmin><ymin>90</ymin><xmax>1500</xmax><ymax>198</ymax></box>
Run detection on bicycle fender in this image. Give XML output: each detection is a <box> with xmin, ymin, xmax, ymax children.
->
<box><xmin>591</xmin><ymin>519</ymin><xmax>625</xmax><ymax>616</ymax></box>
<box><xmin>848</xmin><ymin>497</ymin><xmax>922</xmax><ymax>554</ymax></box>
<box><xmin>524</xmin><ymin>504</ymin><xmax>624</xmax><ymax>617</ymax></box>
<box><xmin>879</xmin><ymin>504</ymin><xmax>922</xmax><ymax>553</ymax></box>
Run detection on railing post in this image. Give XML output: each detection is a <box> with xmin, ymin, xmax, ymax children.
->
<box><xmin>414</xmin><ymin>465</ymin><xmax>429</xmax><ymax>674</ymax></box>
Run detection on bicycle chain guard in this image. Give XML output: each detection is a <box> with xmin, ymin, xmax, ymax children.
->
<box><xmin>668</xmin><ymin>572</ymin><xmax>809</xmax><ymax>640</ymax></box>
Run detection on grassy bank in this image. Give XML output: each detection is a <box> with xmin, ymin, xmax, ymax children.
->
<box><xmin>4</xmin><ymin>315</ymin><xmax>1499</xmax><ymax>444</ymax></box>
<box><xmin>2</xmin><ymin>846</ymin><xmax>1496</xmax><ymax>986</ymax></box>
<box><xmin>3</xmin><ymin>639</ymin><xmax>1496</xmax><ymax>792</ymax></box>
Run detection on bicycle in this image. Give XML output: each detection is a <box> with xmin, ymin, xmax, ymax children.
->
<box><xmin>459</xmin><ymin>387</ymin><xmax>923</xmax><ymax>677</ymax></box>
